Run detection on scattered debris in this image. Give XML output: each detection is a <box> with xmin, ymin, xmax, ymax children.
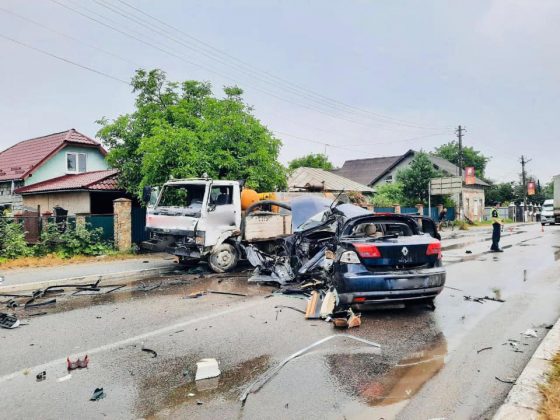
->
<box><xmin>522</xmin><ymin>329</ymin><xmax>538</xmax><ymax>338</ymax></box>
<box><xmin>196</xmin><ymin>401</ymin><xmax>203</xmax><ymax>405</ymax></box>
<box><xmin>240</xmin><ymin>334</ymin><xmax>380</xmax><ymax>404</ymax></box>
<box><xmin>444</xmin><ymin>286</ymin><xmax>463</xmax><ymax>292</ymax></box>
<box><xmin>463</xmin><ymin>295</ymin><xmax>505</xmax><ymax>304</ymax></box>
<box><xmin>274</xmin><ymin>305</ymin><xmax>306</xmax><ymax>315</ymax></box>
<box><xmin>90</xmin><ymin>387</ymin><xmax>106</xmax><ymax>401</ymax></box>
<box><xmin>28</xmin><ymin>312</ymin><xmax>48</xmax><ymax>317</ymax></box>
<box><xmin>185</xmin><ymin>291</ymin><xmax>206</xmax><ymax>299</ymax></box>
<box><xmin>25</xmin><ymin>298</ymin><xmax>56</xmax><ymax>309</ymax></box>
<box><xmin>523</xmin><ymin>269</ymin><xmax>527</xmax><ymax>282</ymax></box>
<box><xmin>332</xmin><ymin>308</ymin><xmax>361</xmax><ymax>329</ymax></box>
<box><xmin>67</xmin><ymin>355</ymin><xmax>89</xmax><ymax>370</ymax></box>
<box><xmin>136</xmin><ymin>282</ymin><xmax>162</xmax><ymax>292</ymax></box>
<box><xmin>195</xmin><ymin>358</ymin><xmax>221</xmax><ymax>381</ymax></box>
<box><xmin>465</xmin><ymin>250</ymin><xmax>472</xmax><ymax>254</ymax></box>
<box><xmin>36</xmin><ymin>371</ymin><xmax>46</xmax><ymax>382</ymax></box>
<box><xmin>304</xmin><ymin>291</ymin><xmax>323</xmax><ymax>319</ymax></box>
<box><xmin>495</xmin><ymin>376</ymin><xmax>516</xmax><ymax>384</ymax></box>
<box><xmin>57</xmin><ymin>374</ymin><xmax>72</xmax><ymax>382</ymax></box>
<box><xmin>188</xmin><ymin>393</ymin><xmax>195</xmax><ymax>397</ymax></box>
<box><xmin>0</xmin><ymin>312</ymin><xmax>20</xmax><ymax>329</ymax></box>
<box><xmin>319</xmin><ymin>289</ymin><xmax>337</xmax><ymax>319</ymax></box>
<box><xmin>206</xmin><ymin>290</ymin><xmax>247</xmax><ymax>297</ymax></box>
<box><xmin>141</xmin><ymin>348</ymin><xmax>158</xmax><ymax>358</ymax></box>
<box><xmin>545</xmin><ymin>324</ymin><xmax>554</xmax><ymax>330</ymax></box>
<box><xmin>477</xmin><ymin>347</ymin><xmax>493</xmax><ymax>354</ymax></box>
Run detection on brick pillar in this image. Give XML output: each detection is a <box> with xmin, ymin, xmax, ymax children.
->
<box><xmin>416</xmin><ymin>203</ymin><xmax>424</xmax><ymax>215</ymax></box>
<box><xmin>394</xmin><ymin>204</ymin><xmax>401</xmax><ymax>214</ymax></box>
<box><xmin>113</xmin><ymin>198</ymin><xmax>132</xmax><ymax>251</ymax></box>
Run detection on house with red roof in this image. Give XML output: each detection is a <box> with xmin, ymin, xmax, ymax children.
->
<box><xmin>0</xmin><ymin>129</ymin><xmax>124</xmax><ymax>214</ymax></box>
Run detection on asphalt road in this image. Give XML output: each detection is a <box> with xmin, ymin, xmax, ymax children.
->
<box><xmin>1</xmin><ymin>224</ymin><xmax>559</xmax><ymax>419</ymax></box>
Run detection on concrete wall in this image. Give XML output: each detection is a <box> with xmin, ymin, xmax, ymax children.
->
<box><xmin>26</xmin><ymin>145</ymin><xmax>108</xmax><ymax>185</ymax></box>
<box><xmin>21</xmin><ymin>191</ymin><xmax>91</xmax><ymax>215</ymax></box>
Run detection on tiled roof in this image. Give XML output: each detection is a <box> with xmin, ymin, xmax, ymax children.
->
<box><xmin>0</xmin><ymin>129</ymin><xmax>105</xmax><ymax>182</ymax></box>
<box><xmin>331</xmin><ymin>155</ymin><xmax>404</xmax><ymax>185</ymax></box>
<box><xmin>288</xmin><ymin>167</ymin><xmax>373</xmax><ymax>193</ymax></box>
<box><xmin>15</xmin><ymin>170</ymin><xmax>119</xmax><ymax>194</ymax></box>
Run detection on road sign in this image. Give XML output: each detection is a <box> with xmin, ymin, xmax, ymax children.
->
<box><xmin>430</xmin><ymin>176</ymin><xmax>462</xmax><ymax>195</ymax></box>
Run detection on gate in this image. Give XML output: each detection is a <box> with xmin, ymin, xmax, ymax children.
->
<box><xmin>131</xmin><ymin>207</ymin><xmax>149</xmax><ymax>244</ymax></box>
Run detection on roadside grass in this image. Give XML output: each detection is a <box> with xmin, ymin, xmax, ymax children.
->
<box><xmin>0</xmin><ymin>251</ymin><xmax>144</xmax><ymax>270</ymax></box>
<box><xmin>474</xmin><ymin>218</ymin><xmax>515</xmax><ymax>226</ymax></box>
<box><xmin>540</xmin><ymin>352</ymin><xmax>560</xmax><ymax>420</ymax></box>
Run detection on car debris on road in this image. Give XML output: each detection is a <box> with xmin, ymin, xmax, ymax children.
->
<box><xmin>0</xmin><ymin>312</ymin><xmax>20</xmax><ymax>329</ymax></box>
<box><xmin>67</xmin><ymin>355</ymin><xmax>89</xmax><ymax>370</ymax></box>
<box><xmin>90</xmin><ymin>387</ymin><xmax>106</xmax><ymax>401</ymax></box>
<box><xmin>195</xmin><ymin>358</ymin><xmax>221</xmax><ymax>381</ymax></box>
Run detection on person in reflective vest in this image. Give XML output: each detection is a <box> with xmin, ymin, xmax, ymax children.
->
<box><xmin>490</xmin><ymin>204</ymin><xmax>504</xmax><ymax>252</ymax></box>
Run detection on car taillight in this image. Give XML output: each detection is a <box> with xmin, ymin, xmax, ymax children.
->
<box><xmin>353</xmin><ymin>297</ymin><xmax>366</xmax><ymax>303</ymax></box>
<box><xmin>426</xmin><ymin>242</ymin><xmax>442</xmax><ymax>259</ymax></box>
<box><xmin>352</xmin><ymin>243</ymin><xmax>381</xmax><ymax>258</ymax></box>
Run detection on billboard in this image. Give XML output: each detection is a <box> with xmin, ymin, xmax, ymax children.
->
<box><xmin>465</xmin><ymin>167</ymin><xmax>476</xmax><ymax>185</ymax></box>
<box><xmin>527</xmin><ymin>181</ymin><xmax>536</xmax><ymax>196</ymax></box>
<box><xmin>430</xmin><ymin>176</ymin><xmax>462</xmax><ymax>195</ymax></box>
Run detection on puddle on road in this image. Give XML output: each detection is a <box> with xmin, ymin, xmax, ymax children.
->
<box><xmin>133</xmin><ymin>354</ymin><xmax>271</xmax><ymax>418</ymax></box>
<box><xmin>326</xmin><ymin>333</ymin><xmax>447</xmax><ymax>409</ymax></box>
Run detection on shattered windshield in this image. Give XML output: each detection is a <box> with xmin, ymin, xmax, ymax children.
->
<box><xmin>157</xmin><ymin>184</ymin><xmax>206</xmax><ymax>214</ymax></box>
<box><xmin>290</xmin><ymin>196</ymin><xmax>333</xmax><ymax>231</ymax></box>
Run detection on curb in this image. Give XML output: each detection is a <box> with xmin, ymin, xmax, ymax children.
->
<box><xmin>0</xmin><ymin>266</ymin><xmax>178</xmax><ymax>293</ymax></box>
<box><xmin>493</xmin><ymin>318</ymin><xmax>560</xmax><ymax>419</ymax></box>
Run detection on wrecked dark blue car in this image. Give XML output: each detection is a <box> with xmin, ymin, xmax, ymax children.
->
<box><xmin>332</xmin><ymin>213</ymin><xmax>445</xmax><ymax>309</ymax></box>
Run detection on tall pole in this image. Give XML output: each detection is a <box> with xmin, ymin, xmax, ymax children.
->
<box><xmin>520</xmin><ymin>155</ymin><xmax>531</xmax><ymax>222</ymax></box>
<box><xmin>456</xmin><ymin>125</ymin><xmax>465</xmax><ymax>220</ymax></box>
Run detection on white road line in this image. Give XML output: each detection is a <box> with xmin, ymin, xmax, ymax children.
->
<box><xmin>0</xmin><ymin>299</ymin><xmax>265</xmax><ymax>384</ymax></box>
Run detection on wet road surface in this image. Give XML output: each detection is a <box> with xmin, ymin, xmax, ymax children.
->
<box><xmin>1</xmin><ymin>224</ymin><xmax>560</xmax><ymax>419</ymax></box>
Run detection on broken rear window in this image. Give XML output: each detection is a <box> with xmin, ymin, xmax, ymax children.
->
<box><xmin>345</xmin><ymin>221</ymin><xmax>414</xmax><ymax>238</ymax></box>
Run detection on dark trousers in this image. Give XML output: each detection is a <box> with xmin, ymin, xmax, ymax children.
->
<box><xmin>491</xmin><ymin>223</ymin><xmax>501</xmax><ymax>250</ymax></box>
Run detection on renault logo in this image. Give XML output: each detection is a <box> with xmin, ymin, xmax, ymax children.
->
<box><xmin>401</xmin><ymin>247</ymin><xmax>409</xmax><ymax>256</ymax></box>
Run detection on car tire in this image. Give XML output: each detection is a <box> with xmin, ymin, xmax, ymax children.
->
<box><xmin>208</xmin><ymin>243</ymin><xmax>239</xmax><ymax>273</ymax></box>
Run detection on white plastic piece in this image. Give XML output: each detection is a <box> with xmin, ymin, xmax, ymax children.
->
<box><xmin>195</xmin><ymin>358</ymin><xmax>221</xmax><ymax>381</ymax></box>
<box><xmin>521</xmin><ymin>329</ymin><xmax>538</xmax><ymax>338</ymax></box>
<box><xmin>57</xmin><ymin>374</ymin><xmax>72</xmax><ymax>382</ymax></box>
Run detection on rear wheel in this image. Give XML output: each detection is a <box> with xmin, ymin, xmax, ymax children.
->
<box><xmin>208</xmin><ymin>243</ymin><xmax>239</xmax><ymax>273</ymax></box>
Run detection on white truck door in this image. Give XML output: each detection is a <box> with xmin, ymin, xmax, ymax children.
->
<box><xmin>204</xmin><ymin>184</ymin><xmax>239</xmax><ymax>245</ymax></box>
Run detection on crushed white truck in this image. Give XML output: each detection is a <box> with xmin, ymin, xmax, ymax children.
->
<box><xmin>141</xmin><ymin>178</ymin><xmax>293</xmax><ymax>272</ymax></box>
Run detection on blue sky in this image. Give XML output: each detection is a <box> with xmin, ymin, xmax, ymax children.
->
<box><xmin>0</xmin><ymin>0</ymin><xmax>558</xmax><ymax>184</ymax></box>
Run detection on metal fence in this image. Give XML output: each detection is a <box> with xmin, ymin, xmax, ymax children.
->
<box><xmin>0</xmin><ymin>214</ymin><xmax>115</xmax><ymax>244</ymax></box>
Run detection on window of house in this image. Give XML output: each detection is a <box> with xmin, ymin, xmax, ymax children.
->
<box><xmin>67</xmin><ymin>152</ymin><xmax>87</xmax><ymax>173</ymax></box>
<box><xmin>385</xmin><ymin>175</ymin><xmax>393</xmax><ymax>183</ymax></box>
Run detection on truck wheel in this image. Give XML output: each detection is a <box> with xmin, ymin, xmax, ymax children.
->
<box><xmin>208</xmin><ymin>243</ymin><xmax>239</xmax><ymax>273</ymax></box>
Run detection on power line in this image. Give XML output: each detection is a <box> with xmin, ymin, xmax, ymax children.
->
<box><xmin>50</xmin><ymin>0</ymin><xmax>437</xmax><ymax>133</ymax></box>
<box><xmin>0</xmin><ymin>32</ymin><xmax>129</xmax><ymax>84</ymax></box>
<box><xmin>0</xmin><ymin>6</ymin><xmax>141</xmax><ymax>67</ymax></box>
<box><xmin>115</xmin><ymin>0</ymin><xmax>450</xmax><ymax>131</ymax></box>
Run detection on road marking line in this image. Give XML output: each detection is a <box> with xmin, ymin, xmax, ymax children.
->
<box><xmin>0</xmin><ymin>299</ymin><xmax>265</xmax><ymax>384</ymax></box>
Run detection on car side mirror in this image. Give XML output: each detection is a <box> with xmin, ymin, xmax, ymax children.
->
<box><xmin>142</xmin><ymin>186</ymin><xmax>152</xmax><ymax>204</ymax></box>
<box><xmin>208</xmin><ymin>203</ymin><xmax>216</xmax><ymax>212</ymax></box>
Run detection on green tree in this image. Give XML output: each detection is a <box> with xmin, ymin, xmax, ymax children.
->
<box><xmin>371</xmin><ymin>182</ymin><xmax>405</xmax><ymax>207</ymax></box>
<box><xmin>433</xmin><ymin>141</ymin><xmax>490</xmax><ymax>178</ymax></box>
<box><xmin>97</xmin><ymin>69</ymin><xmax>287</xmax><ymax>197</ymax></box>
<box><xmin>396</xmin><ymin>152</ymin><xmax>441</xmax><ymax>205</ymax></box>
<box><xmin>288</xmin><ymin>153</ymin><xmax>333</xmax><ymax>171</ymax></box>
<box><xmin>485</xmin><ymin>182</ymin><xmax>515</xmax><ymax>206</ymax></box>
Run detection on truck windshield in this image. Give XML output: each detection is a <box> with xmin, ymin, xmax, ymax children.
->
<box><xmin>157</xmin><ymin>184</ymin><xmax>206</xmax><ymax>212</ymax></box>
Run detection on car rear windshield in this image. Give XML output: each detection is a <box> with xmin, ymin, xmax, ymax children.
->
<box><xmin>345</xmin><ymin>221</ymin><xmax>414</xmax><ymax>238</ymax></box>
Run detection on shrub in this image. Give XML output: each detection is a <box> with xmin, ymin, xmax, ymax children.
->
<box><xmin>0</xmin><ymin>219</ymin><xmax>33</xmax><ymax>259</ymax></box>
<box><xmin>36</xmin><ymin>222</ymin><xmax>114</xmax><ymax>258</ymax></box>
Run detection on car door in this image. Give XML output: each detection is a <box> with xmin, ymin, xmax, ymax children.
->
<box><xmin>204</xmin><ymin>185</ymin><xmax>238</xmax><ymax>245</ymax></box>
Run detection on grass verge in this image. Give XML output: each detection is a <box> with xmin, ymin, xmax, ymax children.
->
<box><xmin>0</xmin><ymin>252</ymin><xmax>143</xmax><ymax>270</ymax></box>
<box><xmin>540</xmin><ymin>352</ymin><xmax>560</xmax><ymax>420</ymax></box>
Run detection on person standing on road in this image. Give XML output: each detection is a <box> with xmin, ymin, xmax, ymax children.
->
<box><xmin>491</xmin><ymin>203</ymin><xmax>504</xmax><ymax>252</ymax></box>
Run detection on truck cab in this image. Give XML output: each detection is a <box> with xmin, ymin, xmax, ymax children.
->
<box><xmin>143</xmin><ymin>178</ymin><xmax>242</xmax><ymax>271</ymax></box>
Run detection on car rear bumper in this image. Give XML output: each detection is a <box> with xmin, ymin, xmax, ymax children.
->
<box><xmin>334</xmin><ymin>266</ymin><xmax>446</xmax><ymax>305</ymax></box>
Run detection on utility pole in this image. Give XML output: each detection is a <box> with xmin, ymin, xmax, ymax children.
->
<box><xmin>520</xmin><ymin>155</ymin><xmax>532</xmax><ymax>222</ymax></box>
<box><xmin>456</xmin><ymin>125</ymin><xmax>466</xmax><ymax>220</ymax></box>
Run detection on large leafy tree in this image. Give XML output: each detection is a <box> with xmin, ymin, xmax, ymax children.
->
<box><xmin>288</xmin><ymin>153</ymin><xmax>333</xmax><ymax>170</ymax></box>
<box><xmin>485</xmin><ymin>182</ymin><xmax>515</xmax><ymax>205</ymax></box>
<box><xmin>371</xmin><ymin>182</ymin><xmax>405</xmax><ymax>207</ymax></box>
<box><xmin>433</xmin><ymin>141</ymin><xmax>490</xmax><ymax>179</ymax></box>
<box><xmin>97</xmin><ymin>69</ymin><xmax>287</xmax><ymax>198</ymax></box>
<box><xmin>396</xmin><ymin>152</ymin><xmax>441</xmax><ymax>205</ymax></box>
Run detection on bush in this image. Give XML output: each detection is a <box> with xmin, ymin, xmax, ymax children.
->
<box><xmin>0</xmin><ymin>219</ymin><xmax>33</xmax><ymax>259</ymax></box>
<box><xmin>36</xmin><ymin>222</ymin><xmax>114</xmax><ymax>258</ymax></box>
